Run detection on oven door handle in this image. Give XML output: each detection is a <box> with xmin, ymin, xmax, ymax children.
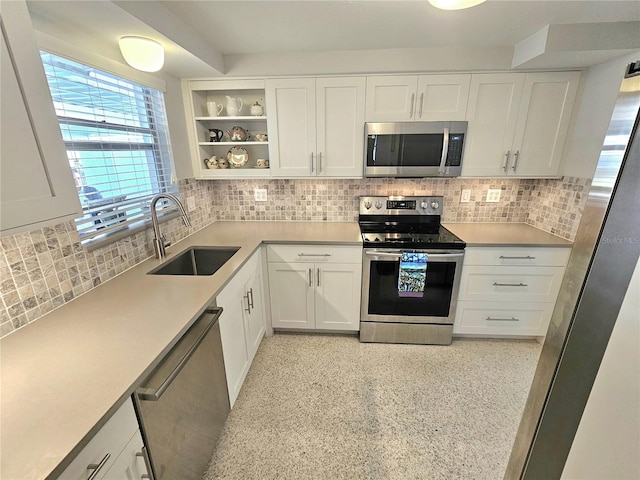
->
<box><xmin>364</xmin><ymin>251</ymin><xmax>464</xmax><ymax>259</ymax></box>
<box><xmin>438</xmin><ymin>126</ymin><xmax>450</xmax><ymax>174</ymax></box>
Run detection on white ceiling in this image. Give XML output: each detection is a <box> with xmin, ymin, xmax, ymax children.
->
<box><xmin>27</xmin><ymin>0</ymin><xmax>640</xmax><ymax>78</ymax></box>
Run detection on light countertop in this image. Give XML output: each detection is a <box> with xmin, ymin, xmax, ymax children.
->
<box><xmin>443</xmin><ymin>223</ymin><xmax>574</xmax><ymax>247</ymax></box>
<box><xmin>1</xmin><ymin>221</ymin><xmax>361</xmax><ymax>480</ymax></box>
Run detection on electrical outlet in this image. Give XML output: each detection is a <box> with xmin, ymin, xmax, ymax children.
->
<box><xmin>254</xmin><ymin>188</ymin><xmax>268</xmax><ymax>202</ymax></box>
<box><xmin>460</xmin><ymin>189</ymin><xmax>471</xmax><ymax>203</ymax></box>
<box><xmin>486</xmin><ymin>189</ymin><xmax>501</xmax><ymax>203</ymax></box>
<box><xmin>186</xmin><ymin>196</ymin><xmax>196</xmax><ymax>212</ymax></box>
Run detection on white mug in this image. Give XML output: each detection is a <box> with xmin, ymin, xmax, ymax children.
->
<box><xmin>206</xmin><ymin>101</ymin><xmax>223</xmax><ymax>117</ymax></box>
<box><xmin>256</xmin><ymin>158</ymin><xmax>269</xmax><ymax>168</ymax></box>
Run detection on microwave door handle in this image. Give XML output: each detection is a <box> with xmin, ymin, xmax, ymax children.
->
<box><xmin>439</xmin><ymin>127</ymin><xmax>449</xmax><ymax>174</ymax></box>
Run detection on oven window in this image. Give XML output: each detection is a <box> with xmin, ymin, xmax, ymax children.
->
<box><xmin>367</xmin><ymin>134</ymin><xmax>445</xmax><ymax>167</ymax></box>
<box><xmin>367</xmin><ymin>259</ymin><xmax>455</xmax><ymax>317</ymax></box>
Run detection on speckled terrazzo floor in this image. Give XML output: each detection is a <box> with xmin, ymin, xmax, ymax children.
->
<box><xmin>204</xmin><ymin>334</ymin><xmax>541</xmax><ymax>480</ymax></box>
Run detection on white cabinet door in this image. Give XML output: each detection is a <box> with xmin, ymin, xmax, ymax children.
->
<box><xmin>315</xmin><ymin>263</ymin><xmax>361</xmax><ymax>331</ymax></box>
<box><xmin>218</xmin><ymin>293</ymin><xmax>250</xmax><ymax>407</ymax></box>
<box><xmin>268</xmin><ymin>262</ymin><xmax>315</xmax><ymax>329</ymax></box>
<box><xmin>101</xmin><ymin>431</ymin><xmax>149</xmax><ymax>480</ymax></box>
<box><xmin>57</xmin><ymin>400</ymin><xmax>139</xmax><ymax>480</ymax></box>
<box><xmin>416</xmin><ymin>74</ymin><xmax>471</xmax><ymax>121</ymax></box>
<box><xmin>316</xmin><ymin>77</ymin><xmax>365</xmax><ymax>178</ymax></box>
<box><xmin>365</xmin><ymin>75</ymin><xmax>418</xmax><ymax>122</ymax></box>
<box><xmin>266</xmin><ymin>78</ymin><xmax>316</xmax><ymax>177</ymax></box>
<box><xmin>510</xmin><ymin>71</ymin><xmax>580</xmax><ymax>177</ymax></box>
<box><xmin>243</xmin><ymin>262</ymin><xmax>266</xmax><ymax>362</ymax></box>
<box><xmin>0</xmin><ymin>1</ymin><xmax>81</xmax><ymax>235</ymax></box>
<box><xmin>462</xmin><ymin>73</ymin><xmax>525</xmax><ymax>177</ymax></box>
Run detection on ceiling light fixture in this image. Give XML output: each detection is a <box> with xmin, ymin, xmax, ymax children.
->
<box><xmin>118</xmin><ymin>36</ymin><xmax>164</xmax><ymax>72</ymax></box>
<box><xmin>428</xmin><ymin>0</ymin><xmax>487</xmax><ymax>10</ymax></box>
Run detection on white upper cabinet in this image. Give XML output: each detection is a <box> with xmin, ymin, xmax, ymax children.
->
<box><xmin>0</xmin><ymin>1</ymin><xmax>81</xmax><ymax>235</ymax></box>
<box><xmin>365</xmin><ymin>74</ymin><xmax>471</xmax><ymax>122</ymax></box>
<box><xmin>266</xmin><ymin>78</ymin><xmax>317</xmax><ymax>177</ymax></box>
<box><xmin>266</xmin><ymin>76</ymin><xmax>365</xmax><ymax>178</ymax></box>
<box><xmin>463</xmin><ymin>71</ymin><xmax>580</xmax><ymax>178</ymax></box>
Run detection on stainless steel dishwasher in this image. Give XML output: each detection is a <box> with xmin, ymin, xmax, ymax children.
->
<box><xmin>134</xmin><ymin>306</ymin><xmax>229</xmax><ymax>480</ymax></box>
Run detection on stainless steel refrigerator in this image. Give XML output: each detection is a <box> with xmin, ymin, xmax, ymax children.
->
<box><xmin>505</xmin><ymin>61</ymin><xmax>640</xmax><ymax>479</ymax></box>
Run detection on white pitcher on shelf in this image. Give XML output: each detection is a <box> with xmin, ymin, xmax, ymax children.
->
<box><xmin>226</xmin><ymin>96</ymin><xmax>243</xmax><ymax>116</ymax></box>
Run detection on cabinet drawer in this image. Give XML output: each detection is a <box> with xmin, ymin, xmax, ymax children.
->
<box><xmin>266</xmin><ymin>244</ymin><xmax>361</xmax><ymax>264</ymax></box>
<box><xmin>454</xmin><ymin>301</ymin><xmax>554</xmax><ymax>336</ymax></box>
<box><xmin>463</xmin><ymin>246</ymin><xmax>571</xmax><ymax>267</ymax></box>
<box><xmin>58</xmin><ymin>399</ymin><xmax>138</xmax><ymax>479</ymax></box>
<box><xmin>458</xmin><ymin>265</ymin><xmax>565</xmax><ymax>303</ymax></box>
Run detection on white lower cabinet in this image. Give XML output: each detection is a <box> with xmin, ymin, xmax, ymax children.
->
<box><xmin>454</xmin><ymin>246</ymin><xmax>571</xmax><ymax>337</ymax></box>
<box><xmin>266</xmin><ymin>244</ymin><xmax>362</xmax><ymax>331</ymax></box>
<box><xmin>216</xmin><ymin>249</ymin><xmax>266</xmax><ymax>407</ymax></box>
<box><xmin>58</xmin><ymin>399</ymin><xmax>149</xmax><ymax>480</ymax></box>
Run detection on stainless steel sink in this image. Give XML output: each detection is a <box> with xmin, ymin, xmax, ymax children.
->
<box><xmin>148</xmin><ymin>247</ymin><xmax>240</xmax><ymax>276</ymax></box>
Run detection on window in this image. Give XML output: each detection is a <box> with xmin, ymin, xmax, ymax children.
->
<box><xmin>40</xmin><ymin>51</ymin><xmax>178</xmax><ymax>246</ymax></box>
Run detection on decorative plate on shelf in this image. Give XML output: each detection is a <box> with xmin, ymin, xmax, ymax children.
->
<box><xmin>227</xmin><ymin>146</ymin><xmax>249</xmax><ymax>168</ymax></box>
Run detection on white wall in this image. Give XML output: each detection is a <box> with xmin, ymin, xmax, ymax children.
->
<box><xmin>561</xmin><ymin>257</ymin><xmax>640</xmax><ymax>479</ymax></box>
<box><xmin>562</xmin><ymin>51</ymin><xmax>640</xmax><ymax>178</ymax></box>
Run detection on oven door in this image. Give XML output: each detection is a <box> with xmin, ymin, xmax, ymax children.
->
<box><xmin>361</xmin><ymin>248</ymin><xmax>464</xmax><ymax>324</ymax></box>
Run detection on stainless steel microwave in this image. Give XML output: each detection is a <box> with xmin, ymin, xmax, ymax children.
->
<box><xmin>365</xmin><ymin>121</ymin><xmax>467</xmax><ymax>178</ymax></box>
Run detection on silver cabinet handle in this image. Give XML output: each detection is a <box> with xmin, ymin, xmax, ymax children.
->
<box><xmin>317</xmin><ymin>268</ymin><xmax>320</xmax><ymax>287</ymax></box>
<box><xmin>418</xmin><ymin>92</ymin><xmax>424</xmax><ymax>118</ymax></box>
<box><xmin>512</xmin><ymin>150</ymin><xmax>520</xmax><ymax>172</ymax></box>
<box><xmin>136</xmin><ymin>307</ymin><xmax>222</xmax><ymax>401</ymax></box>
<box><xmin>409</xmin><ymin>92</ymin><xmax>415</xmax><ymax>118</ymax></box>
<box><xmin>297</xmin><ymin>253</ymin><xmax>331</xmax><ymax>257</ymax></box>
<box><xmin>243</xmin><ymin>292</ymin><xmax>251</xmax><ymax>313</ymax></box>
<box><xmin>137</xmin><ymin>447</ymin><xmax>155</xmax><ymax>480</ymax></box>
<box><xmin>87</xmin><ymin>453</ymin><xmax>111</xmax><ymax>480</ymax></box>
<box><xmin>503</xmin><ymin>151</ymin><xmax>511</xmax><ymax>171</ymax></box>
<box><xmin>499</xmin><ymin>255</ymin><xmax>536</xmax><ymax>260</ymax></box>
<box><xmin>493</xmin><ymin>282</ymin><xmax>528</xmax><ymax>287</ymax></box>
<box><xmin>308</xmin><ymin>268</ymin><xmax>312</xmax><ymax>287</ymax></box>
<box><xmin>439</xmin><ymin>126</ymin><xmax>449</xmax><ymax>174</ymax></box>
<box><xmin>310</xmin><ymin>152</ymin><xmax>314</xmax><ymax>173</ymax></box>
<box><xmin>486</xmin><ymin>317</ymin><xmax>520</xmax><ymax>322</ymax></box>
<box><xmin>318</xmin><ymin>152</ymin><xmax>322</xmax><ymax>173</ymax></box>
<box><xmin>248</xmin><ymin>288</ymin><xmax>254</xmax><ymax>309</ymax></box>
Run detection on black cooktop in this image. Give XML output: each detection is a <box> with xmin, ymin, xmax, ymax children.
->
<box><xmin>360</xmin><ymin>225</ymin><xmax>466</xmax><ymax>249</ymax></box>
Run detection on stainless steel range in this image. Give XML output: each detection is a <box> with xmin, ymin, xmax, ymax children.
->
<box><xmin>358</xmin><ymin>196</ymin><xmax>466</xmax><ymax>345</ymax></box>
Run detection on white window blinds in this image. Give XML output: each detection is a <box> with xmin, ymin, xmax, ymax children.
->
<box><xmin>40</xmin><ymin>51</ymin><xmax>178</xmax><ymax>245</ymax></box>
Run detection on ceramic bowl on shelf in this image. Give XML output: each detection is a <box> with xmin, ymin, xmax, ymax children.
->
<box><xmin>254</xmin><ymin>133</ymin><xmax>268</xmax><ymax>142</ymax></box>
<box><xmin>227</xmin><ymin>146</ymin><xmax>249</xmax><ymax>168</ymax></box>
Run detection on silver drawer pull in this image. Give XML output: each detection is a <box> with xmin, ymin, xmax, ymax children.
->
<box><xmin>298</xmin><ymin>253</ymin><xmax>331</xmax><ymax>257</ymax></box>
<box><xmin>486</xmin><ymin>317</ymin><xmax>520</xmax><ymax>322</ymax></box>
<box><xmin>248</xmin><ymin>288</ymin><xmax>254</xmax><ymax>309</ymax></box>
<box><xmin>493</xmin><ymin>282</ymin><xmax>528</xmax><ymax>287</ymax></box>
<box><xmin>137</xmin><ymin>446</ymin><xmax>155</xmax><ymax>480</ymax></box>
<box><xmin>499</xmin><ymin>255</ymin><xmax>536</xmax><ymax>260</ymax></box>
<box><xmin>87</xmin><ymin>453</ymin><xmax>111</xmax><ymax>480</ymax></box>
<box><xmin>243</xmin><ymin>292</ymin><xmax>251</xmax><ymax>313</ymax></box>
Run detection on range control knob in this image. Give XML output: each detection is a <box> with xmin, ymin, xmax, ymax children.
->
<box><xmin>364</xmin><ymin>201</ymin><xmax>372</xmax><ymax>210</ymax></box>
<box><xmin>420</xmin><ymin>201</ymin><xmax>428</xmax><ymax>209</ymax></box>
<box><xmin>375</xmin><ymin>201</ymin><xmax>383</xmax><ymax>209</ymax></box>
<box><xmin>430</xmin><ymin>200</ymin><xmax>440</xmax><ymax>209</ymax></box>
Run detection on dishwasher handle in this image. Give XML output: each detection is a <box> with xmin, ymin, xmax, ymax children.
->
<box><xmin>137</xmin><ymin>307</ymin><xmax>223</xmax><ymax>401</ymax></box>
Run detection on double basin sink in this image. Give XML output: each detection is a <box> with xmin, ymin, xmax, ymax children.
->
<box><xmin>148</xmin><ymin>247</ymin><xmax>240</xmax><ymax>276</ymax></box>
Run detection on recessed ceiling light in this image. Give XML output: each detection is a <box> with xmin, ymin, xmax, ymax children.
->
<box><xmin>428</xmin><ymin>0</ymin><xmax>487</xmax><ymax>10</ymax></box>
<box><xmin>118</xmin><ymin>36</ymin><xmax>164</xmax><ymax>72</ymax></box>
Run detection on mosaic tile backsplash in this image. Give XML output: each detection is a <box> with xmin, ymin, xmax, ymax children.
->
<box><xmin>1</xmin><ymin>176</ymin><xmax>589</xmax><ymax>338</ymax></box>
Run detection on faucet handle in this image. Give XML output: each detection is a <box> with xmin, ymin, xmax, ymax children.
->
<box><xmin>161</xmin><ymin>234</ymin><xmax>171</xmax><ymax>248</ymax></box>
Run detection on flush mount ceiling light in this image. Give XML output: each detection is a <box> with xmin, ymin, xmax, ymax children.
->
<box><xmin>428</xmin><ymin>0</ymin><xmax>487</xmax><ymax>10</ymax></box>
<box><xmin>118</xmin><ymin>36</ymin><xmax>164</xmax><ymax>72</ymax></box>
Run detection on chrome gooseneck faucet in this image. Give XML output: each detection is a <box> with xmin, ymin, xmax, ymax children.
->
<box><xmin>150</xmin><ymin>193</ymin><xmax>191</xmax><ymax>259</ymax></box>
